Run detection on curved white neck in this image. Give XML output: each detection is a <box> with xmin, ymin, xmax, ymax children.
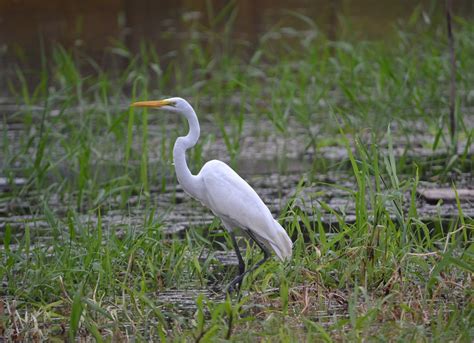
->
<box><xmin>173</xmin><ymin>106</ymin><xmax>202</xmax><ymax>198</ymax></box>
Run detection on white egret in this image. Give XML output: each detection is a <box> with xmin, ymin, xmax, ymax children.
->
<box><xmin>131</xmin><ymin>97</ymin><xmax>292</xmax><ymax>291</ymax></box>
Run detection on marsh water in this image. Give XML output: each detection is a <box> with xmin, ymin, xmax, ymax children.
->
<box><xmin>1</xmin><ymin>101</ymin><xmax>474</xmax><ymax>322</ymax></box>
<box><xmin>1</xmin><ymin>112</ymin><xmax>473</xmax><ymax>245</ymax></box>
<box><xmin>1</xmin><ymin>1</ymin><xmax>473</xmax><ymax>338</ymax></box>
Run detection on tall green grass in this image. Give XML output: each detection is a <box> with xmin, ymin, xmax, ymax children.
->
<box><xmin>0</xmin><ymin>6</ymin><xmax>473</xmax><ymax>341</ymax></box>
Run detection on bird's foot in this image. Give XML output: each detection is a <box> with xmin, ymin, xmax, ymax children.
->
<box><xmin>225</xmin><ymin>275</ymin><xmax>244</xmax><ymax>294</ymax></box>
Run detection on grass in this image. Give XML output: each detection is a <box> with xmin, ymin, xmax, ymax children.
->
<box><xmin>1</xmin><ymin>5</ymin><xmax>473</xmax><ymax>341</ymax></box>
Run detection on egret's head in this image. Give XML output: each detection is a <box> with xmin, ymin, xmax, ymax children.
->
<box><xmin>131</xmin><ymin>97</ymin><xmax>190</xmax><ymax>113</ymax></box>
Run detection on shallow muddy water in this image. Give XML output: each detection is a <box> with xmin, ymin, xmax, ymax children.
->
<box><xmin>1</xmin><ymin>100</ymin><xmax>473</xmax><ymax>244</ymax></box>
<box><xmin>0</xmin><ymin>4</ymin><xmax>472</xmax><ymax>339</ymax></box>
<box><xmin>1</xmin><ymin>169</ymin><xmax>472</xmax><ymax>244</ymax></box>
<box><xmin>0</xmin><ymin>117</ymin><xmax>471</xmax><ymax>339</ymax></box>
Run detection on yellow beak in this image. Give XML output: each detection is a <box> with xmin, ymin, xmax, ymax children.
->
<box><xmin>131</xmin><ymin>99</ymin><xmax>174</xmax><ymax>108</ymax></box>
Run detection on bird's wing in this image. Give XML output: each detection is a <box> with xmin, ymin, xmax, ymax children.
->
<box><xmin>198</xmin><ymin>160</ymin><xmax>292</xmax><ymax>259</ymax></box>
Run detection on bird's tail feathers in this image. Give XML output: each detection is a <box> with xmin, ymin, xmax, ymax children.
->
<box><xmin>269</xmin><ymin>220</ymin><xmax>292</xmax><ymax>261</ymax></box>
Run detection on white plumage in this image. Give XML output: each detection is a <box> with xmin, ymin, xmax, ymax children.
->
<box><xmin>132</xmin><ymin>97</ymin><xmax>292</xmax><ymax>290</ymax></box>
<box><xmin>198</xmin><ymin>160</ymin><xmax>292</xmax><ymax>260</ymax></box>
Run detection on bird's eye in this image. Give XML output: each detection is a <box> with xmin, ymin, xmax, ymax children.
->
<box><xmin>168</xmin><ymin>101</ymin><xmax>177</xmax><ymax>107</ymax></box>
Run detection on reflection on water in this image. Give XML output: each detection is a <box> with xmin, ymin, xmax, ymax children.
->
<box><xmin>0</xmin><ymin>0</ymin><xmax>473</xmax><ymax>60</ymax></box>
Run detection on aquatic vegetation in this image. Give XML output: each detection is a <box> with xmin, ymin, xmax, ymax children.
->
<box><xmin>0</xmin><ymin>8</ymin><xmax>473</xmax><ymax>341</ymax></box>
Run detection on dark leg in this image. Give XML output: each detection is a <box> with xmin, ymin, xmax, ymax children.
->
<box><xmin>246</xmin><ymin>231</ymin><xmax>272</xmax><ymax>261</ymax></box>
<box><xmin>226</xmin><ymin>231</ymin><xmax>271</xmax><ymax>293</ymax></box>
<box><xmin>229</xmin><ymin>231</ymin><xmax>245</xmax><ymax>276</ymax></box>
